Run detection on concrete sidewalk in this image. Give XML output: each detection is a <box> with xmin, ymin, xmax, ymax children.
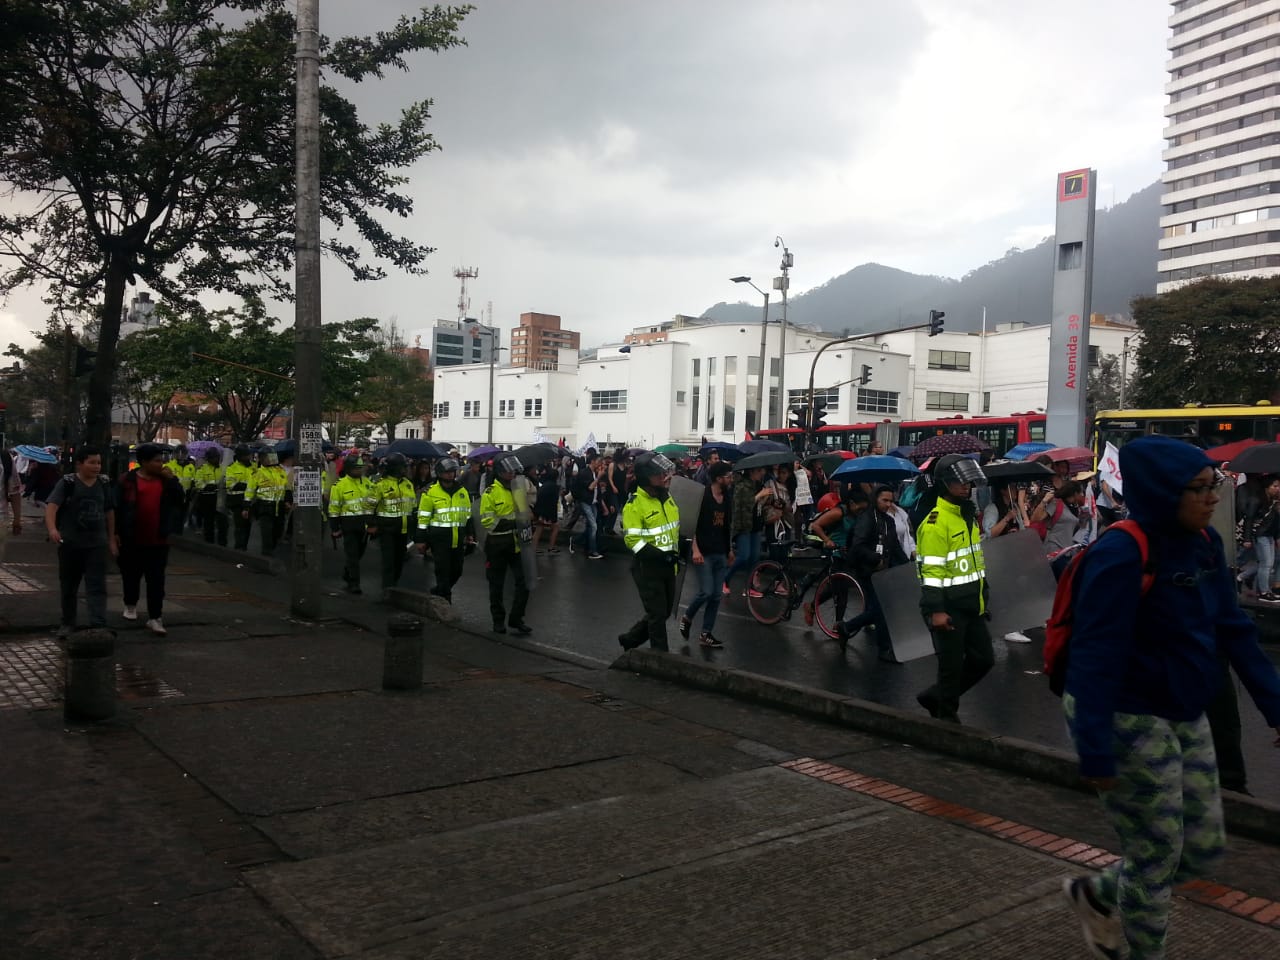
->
<box><xmin>2</xmin><ymin>529</ymin><xmax>1278</xmax><ymax>958</ymax></box>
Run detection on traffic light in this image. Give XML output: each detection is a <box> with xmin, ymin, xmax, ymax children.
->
<box><xmin>789</xmin><ymin>405</ymin><xmax>810</xmax><ymax>431</ymax></box>
<box><xmin>860</xmin><ymin>363</ymin><xmax>873</xmax><ymax>385</ymax></box>
<box><xmin>73</xmin><ymin>345</ymin><xmax>97</xmax><ymax>377</ymax></box>
<box><xmin>811</xmin><ymin>397</ymin><xmax>829</xmax><ymax>431</ymax></box>
<box><xmin>928</xmin><ymin>309</ymin><xmax>945</xmax><ymax>336</ymax></box>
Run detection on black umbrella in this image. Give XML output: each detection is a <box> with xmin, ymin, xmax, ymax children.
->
<box><xmin>981</xmin><ymin>460</ymin><xmax>1055</xmax><ymax>483</ymax></box>
<box><xmin>734</xmin><ymin>451</ymin><xmax>795</xmax><ymax>471</ymax></box>
<box><xmin>1228</xmin><ymin>442</ymin><xmax>1280</xmax><ymax>475</ymax></box>
<box><xmin>511</xmin><ymin>442</ymin><xmax>563</xmax><ymax>467</ymax></box>
<box><xmin>372</xmin><ymin>438</ymin><xmax>447</xmax><ymax>459</ymax></box>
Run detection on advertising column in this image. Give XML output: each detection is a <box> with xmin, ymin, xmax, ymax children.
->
<box><xmin>1045</xmin><ymin>168</ymin><xmax>1097</xmax><ymax>448</ymax></box>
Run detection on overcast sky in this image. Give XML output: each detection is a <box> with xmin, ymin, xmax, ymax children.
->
<box><xmin>1</xmin><ymin>0</ymin><xmax>1170</xmax><ymax>353</ymax></box>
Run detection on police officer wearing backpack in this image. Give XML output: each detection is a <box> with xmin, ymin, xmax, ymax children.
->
<box><xmin>618</xmin><ymin>452</ymin><xmax>681</xmax><ymax>651</ymax></box>
<box><xmin>915</xmin><ymin>454</ymin><xmax>994</xmax><ymax>723</ymax></box>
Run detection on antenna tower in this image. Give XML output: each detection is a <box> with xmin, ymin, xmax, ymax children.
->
<box><xmin>454</xmin><ymin>266</ymin><xmax>479</xmax><ymax>322</ymax></box>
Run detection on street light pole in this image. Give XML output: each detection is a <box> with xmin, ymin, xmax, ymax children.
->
<box><xmin>290</xmin><ymin>0</ymin><xmax>323</xmax><ymax>619</ymax></box>
<box><xmin>731</xmin><ymin>277</ymin><xmax>769</xmax><ymax>432</ymax></box>
<box><xmin>775</xmin><ymin>237</ymin><xmax>792</xmax><ymax>425</ymax></box>
<box><xmin>486</xmin><ymin>346</ymin><xmax>508</xmax><ymax>444</ymax></box>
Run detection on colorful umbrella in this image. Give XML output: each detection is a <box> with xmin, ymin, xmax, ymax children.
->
<box><xmin>830</xmin><ymin>455</ymin><xmax>920</xmax><ymax>484</ymax></box>
<box><xmin>1004</xmin><ymin>441</ymin><xmax>1056</xmax><ymax>461</ymax></box>
<box><xmin>910</xmin><ymin>434</ymin><xmax>990</xmax><ymax>463</ymax></box>
<box><xmin>1030</xmin><ymin>446</ymin><xmax>1094</xmax><ymax>465</ymax></box>
<box><xmin>15</xmin><ymin>444</ymin><xmax>58</xmax><ymax>464</ymax></box>
<box><xmin>655</xmin><ymin>443</ymin><xmax>691</xmax><ymax>456</ymax></box>
<box><xmin>466</xmin><ymin>444</ymin><xmax>501</xmax><ymax>462</ymax></box>
<box><xmin>1206</xmin><ymin>438</ymin><xmax>1263</xmax><ymax>464</ymax></box>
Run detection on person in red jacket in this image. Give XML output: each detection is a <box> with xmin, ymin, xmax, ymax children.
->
<box><xmin>114</xmin><ymin>444</ymin><xmax>184</xmax><ymax>637</ymax></box>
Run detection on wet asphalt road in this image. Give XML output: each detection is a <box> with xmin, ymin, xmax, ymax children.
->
<box><xmin>305</xmin><ymin>527</ymin><xmax>1280</xmax><ymax>804</ymax></box>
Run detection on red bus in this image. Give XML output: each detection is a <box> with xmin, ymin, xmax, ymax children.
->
<box><xmin>757</xmin><ymin>413</ymin><xmax>1046</xmax><ymax>457</ymax></box>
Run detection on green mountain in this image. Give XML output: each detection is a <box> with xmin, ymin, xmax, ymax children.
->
<box><xmin>701</xmin><ymin>179</ymin><xmax>1161</xmax><ymax>333</ymax></box>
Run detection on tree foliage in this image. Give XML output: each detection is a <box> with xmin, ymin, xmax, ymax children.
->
<box><xmin>123</xmin><ymin>302</ymin><xmax>379</xmax><ymax>442</ymax></box>
<box><xmin>356</xmin><ymin>320</ymin><xmax>433</xmax><ymax>441</ymax></box>
<box><xmin>1129</xmin><ymin>277</ymin><xmax>1280</xmax><ymax>408</ymax></box>
<box><xmin>3</xmin><ymin>323</ymin><xmax>90</xmax><ymax>444</ymax></box>
<box><xmin>0</xmin><ymin>0</ymin><xmax>471</xmax><ymax>446</ymax></box>
<box><xmin>1086</xmin><ymin>353</ymin><xmax>1121</xmax><ymax>421</ymax></box>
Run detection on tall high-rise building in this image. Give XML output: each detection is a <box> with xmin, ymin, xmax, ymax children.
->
<box><xmin>1158</xmin><ymin>1</ymin><xmax>1280</xmax><ymax>292</ymax></box>
<box><xmin>430</xmin><ymin>318</ymin><xmax>498</xmax><ymax>367</ymax></box>
<box><xmin>510</xmin><ymin>312</ymin><xmax>580</xmax><ymax>369</ymax></box>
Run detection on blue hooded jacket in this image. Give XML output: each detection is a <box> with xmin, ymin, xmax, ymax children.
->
<box><xmin>1065</xmin><ymin>436</ymin><xmax>1280</xmax><ymax>778</ymax></box>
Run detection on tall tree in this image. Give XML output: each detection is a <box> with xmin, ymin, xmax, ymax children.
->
<box><xmin>1086</xmin><ymin>353</ymin><xmax>1121</xmax><ymax>420</ymax></box>
<box><xmin>357</xmin><ymin>320</ymin><xmax>433</xmax><ymax>441</ymax></box>
<box><xmin>1129</xmin><ymin>277</ymin><xmax>1280</xmax><ymax>408</ymax></box>
<box><xmin>0</xmin><ymin>0</ymin><xmax>471</xmax><ymax>447</ymax></box>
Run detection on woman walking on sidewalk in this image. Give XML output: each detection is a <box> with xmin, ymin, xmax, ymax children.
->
<box><xmin>1062</xmin><ymin>437</ymin><xmax>1280</xmax><ymax>960</ymax></box>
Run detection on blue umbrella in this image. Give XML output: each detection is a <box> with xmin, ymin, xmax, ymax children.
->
<box><xmin>15</xmin><ymin>444</ymin><xmax>58</xmax><ymax>464</ymax></box>
<box><xmin>887</xmin><ymin>445</ymin><xmax>915</xmax><ymax>459</ymax></box>
<box><xmin>699</xmin><ymin>441</ymin><xmax>743</xmax><ymax>461</ymax></box>
<box><xmin>739</xmin><ymin>438</ymin><xmax>792</xmax><ymax>454</ymax></box>
<box><xmin>830</xmin><ymin>455</ymin><xmax>920</xmax><ymax>485</ymax></box>
<box><xmin>1004</xmin><ymin>440</ymin><xmax>1055</xmax><ymax>461</ymax></box>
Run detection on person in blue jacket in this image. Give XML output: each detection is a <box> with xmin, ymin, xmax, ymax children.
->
<box><xmin>1061</xmin><ymin>436</ymin><xmax>1280</xmax><ymax>960</ymax></box>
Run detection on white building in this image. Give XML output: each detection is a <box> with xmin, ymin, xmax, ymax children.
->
<box><xmin>429</xmin><ymin>317</ymin><xmax>1139</xmax><ymax>454</ymax></box>
<box><xmin>1158</xmin><ymin>0</ymin><xmax>1280</xmax><ymax>292</ymax></box>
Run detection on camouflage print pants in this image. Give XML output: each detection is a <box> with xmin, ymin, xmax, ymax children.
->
<box><xmin>1065</xmin><ymin>694</ymin><xmax>1225</xmax><ymax>960</ymax></box>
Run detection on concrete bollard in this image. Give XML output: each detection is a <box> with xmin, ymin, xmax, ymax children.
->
<box><xmin>64</xmin><ymin>628</ymin><xmax>116</xmax><ymax>722</ymax></box>
<box><xmin>382</xmin><ymin>614</ymin><xmax>425</xmax><ymax>691</ymax></box>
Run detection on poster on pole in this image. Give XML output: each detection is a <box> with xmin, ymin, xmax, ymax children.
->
<box><xmin>294</xmin><ymin>468</ymin><xmax>323</xmax><ymax>507</ymax></box>
<box><xmin>300</xmin><ymin>423</ymin><xmax>323</xmax><ymax>458</ymax></box>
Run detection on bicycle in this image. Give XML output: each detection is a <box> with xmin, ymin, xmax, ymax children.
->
<box><xmin>745</xmin><ymin>538</ymin><xmax>864</xmax><ymax>639</ymax></box>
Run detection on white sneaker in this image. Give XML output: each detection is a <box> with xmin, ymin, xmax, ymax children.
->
<box><xmin>1004</xmin><ymin>631</ymin><xmax>1033</xmax><ymax>643</ymax></box>
<box><xmin>145</xmin><ymin>618</ymin><xmax>167</xmax><ymax>637</ymax></box>
<box><xmin>122</xmin><ymin>605</ymin><xmax>138</xmax><ymax>621</ymax></box>
<box><xmin>1062</xmin><ymin>877</ymin><xmax>1121</xmax><ymax>960</ymax></box>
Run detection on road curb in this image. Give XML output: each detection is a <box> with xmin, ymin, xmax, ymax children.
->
<box><xmin>612</xmin><ymin>648</ymin><xmax>1280</xmax><ymax>846</ymax></box>
<box><xmin>171</xmin><ymin>536</ymin><xmax>274</xmax><ymax>574</ymax></box>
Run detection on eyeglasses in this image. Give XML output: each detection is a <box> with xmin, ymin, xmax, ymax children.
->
<box><xmin>1183</xmin><ymin>471</ymin><xmax>1227</xmax><ymax>498</ymax></box>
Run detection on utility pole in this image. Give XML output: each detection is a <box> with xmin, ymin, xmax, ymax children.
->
<box><xmin>61</xmin><ymin>325</ymin><xmax>74</xmax><ymax>448</ymax></box>
<box><xmin>1119</xmin><ymin>336</ymin><xmax>1130</xmax><ymax>408</ymax></box>
<box><xmin>290</xmin><ymin>0</ymin><xmax>324</xmax><ymax>619</ymax></box>
<box><xmin>774</xmin><ymin>238</ymin><xmax>792</xmax><ymax>426</ymax></box>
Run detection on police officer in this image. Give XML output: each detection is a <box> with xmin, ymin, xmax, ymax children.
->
<box><xmin>245</xmin><ymin>450</ymin><xmax>287</xmax><ymax>555</ymax></box>
<box><xmin>173</xmin><ymin>445</ymin><xmax>197</xmax><ymax>527</ymax></box>
<box><xmin>369</xmin><ymin>452</ymin><xmax>416</xmax><ymax>598</ymax></box>
<box><xmin>479</xmin><ymin>455</ymin><xmax>532</xmax><ymax>635</ymax></box>
<box><xmin>193</xmin><ymin>448</ymin><xmax>227</xmax><ymax>545</ymax></box>
<box><xmin>225</xmin><ymin>444</ymin><xmax>256</xmax><ymax>550</ymax></box>
<box><xmin>915</xmin><ymin>454</ymin><xmax>994</xmax><ymax>723</ymax></box>
<box><xmin>415</xmin><ymin>457</ymin><xmax>474</xmax><ymax>603</ymax></box>
<box><xmin>328</xmin><ymin>455</ymin><xmax>373</xmax><ymax>594</ymax></box>
<box><xmin>618</xmin><ymin>452</ymin><xmax>681</xmax><ymax>651</ymax></box>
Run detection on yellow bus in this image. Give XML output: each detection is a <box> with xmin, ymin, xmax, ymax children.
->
<box><xmin>1092</xmin><ymin>402</ymin><xmax>1279</xmax><ymax>452</ymax></box>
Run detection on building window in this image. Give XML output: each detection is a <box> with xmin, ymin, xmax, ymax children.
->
<box><xmin>927</xmin><ymin>350</ymin><xmax>971</xmax><ymax>371</ymax></box>
<box><xmin>498</xmin><ymin>399</ymin><xmax>515</xmax><ymax>418</ymax></box>
<box><xmin>691</xmin><ymin>359</ymin><xmax>701</xmax><ymax>430</ymax></box>
<box><xmin>405</xmin><ymin>428</ymin><xmax>419</xmax><ymax>438</ymax></box>
<box><xmin>982</xmin><ymin>392</ymin><xmax>990</xmax><ymax>414</ymax></box>
<box><xmin>523</xmin><ymin>398</ymin><xmax>542</xmax><ymax>418</ymax></box>
<box><xmin>1058</xmin><ymin>242</ymin><xmax>1083</xmax><ymax>271</ymax></box>
<box><xmin>463</xmin><ymin>400</ymin><xmax>481</xmax><ymax>418</ymax></box>
<box><xmin>1088</xmin><ymin>345</ymin><xmax>1100</xmax><ymax>368</ymax></box>
<box><xmin>856</xmin><ymin>389</ymin><xmax>898</xmax><ymax>415</ymax></box>
<box><xmin>590</xmin><ymin>390</ymin><xmax>627</xmax><ymax>412</ymax></box>
<box><xmin>788</xmin><ymin>388</ymin><xmax>839</xmax><ymax>411</ymax></box>
<box><xmin>432</xmin><ymin>402</ymin><xmax>450</xmax><ymax>419</ymax></box>
<box><xmin>723</xmin><ymin>356</ymin><xmax>736</xmax><ymax>433</ymax></box>
<box><xmin>676</xmin><ymin>390</ymin><xmax>687</xmax><ymax>403</ymax></box>
<box><xmin>926</xmin><ymin>391</ymin><xmax>969</xmax><ymax>412</ymax></box>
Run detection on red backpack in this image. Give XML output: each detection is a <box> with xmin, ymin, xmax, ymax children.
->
<box><xmin>1043</xmin><ymin>520</ymin><xmax>1154</xmax><ymax>697</ymax></box>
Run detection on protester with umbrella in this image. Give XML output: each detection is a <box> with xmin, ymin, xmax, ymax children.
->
<box><xmin>834</xmin><ymin>484</ymin><xmax>910</xmax><ymax>660</ymax></box>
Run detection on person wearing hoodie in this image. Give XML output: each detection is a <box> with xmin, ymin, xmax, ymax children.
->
<box><xmin>1061</xmin><ymin>436</ymin><xmax>1280</xmax><ymax>960</ymax></box>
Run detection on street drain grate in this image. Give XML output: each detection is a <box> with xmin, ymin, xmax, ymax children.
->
<box><xmin>0</xmin><ymin>638</ymin><xmax>184</xmax><ymax>710</ymax></box>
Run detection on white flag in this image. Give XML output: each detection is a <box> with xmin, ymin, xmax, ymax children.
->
<box><xmin>575</xmin><ymin>432</ymin><xmax>597</xmax><ymax>456</ymax></box>
<box><xmin>1098</xmin><ymin>442</ymin><xmax>1123</xmax><ymax>496</ymax></box>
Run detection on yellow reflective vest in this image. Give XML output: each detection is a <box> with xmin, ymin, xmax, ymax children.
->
<box><xmin>480</xmin><ymin>480</ymin><xmax>520</xmax><ymax>552</ymax></box>
<box><xmin>193</xmin><ymin>463</ymin><xmax>222</xmax><ymax>495</ymax></box>
<box><xmin>328</xmin><ymin>475</ymin><xmax>373</xmax><ymax>524</ymax></box>
<box><xmin>417</xmin><ymin>482</ymin><xmax>472</xmax><ymax>548</ymax></box>
<box><xmin>247</xmin><ymin>465</ymin><xmax>287</xmax><ymax>511</ymax></box>
<box><xmin>370</xmin><ymin>475</ymin><xmax>417</xmax><ymax>534</ymax></box>
<box><xmin>622</xmin><ymin>487</ymin><xmax>681</xmax><ymax>557</ymax></box>
<box><xmin>224</xmin><ymin>461</ymin><xmax>256</xmax><ymax>506</ymax></box>
<box><xmin>175</xmin><ymin>461</ymin><xmax>196</xmax><ymax>493</ymax></box>
<box><xmin>915</xmin><ymin>496</ymin><xmax>987</xmax><ymax>616</ymax></box>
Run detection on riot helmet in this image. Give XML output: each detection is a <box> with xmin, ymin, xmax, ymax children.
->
<box><xmin>384</xmin><ymin>452</ymin><xmax>408</xmax><ymax>477</ymax></box>
<box><xmin>634</xmin><ymin>452</ymin><xmax>675</xmax><ymax>487</ymax></box>
<box><xmin>495</xmin><ymin>455</ymin><xmax>523</xmax><ymax>478</ymax></box>
<box><xmin>934</xmin><ymin>454</ymin><xmax>987</xmax><ymax>491</ymax></box>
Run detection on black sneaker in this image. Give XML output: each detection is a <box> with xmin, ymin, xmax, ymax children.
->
<box><xmin>678</xmin><ymin>615</ymin><xmax>692</xmax><ymax>640</ymax></box>
<box><xmin>698</xmin><ymin>632</ymin><xmax>723</xmax><ymax>648</ymax></box>
<box><xmin>916</xmin><ymin>691</ymin><xmax>940</xmax><ymax>719</ymax></box>
<box><xmin>509</xmin><ymin>622</ymin><xmax>533</xmax><ymax>636</ymax></box>
<box><xmin>1062</xmin><ymin>877</ymin><xmax>1121</xmax><ymax>959</ymax></box>
<box><xmin>492</xmin><ymin>622</ymin><xmax>507</xmax><ymax>634</ymax></box>
<box><xmin>1259</xmin><ymin>592</ymin><xmax>1280</xmax><ymax>604</ymax></box>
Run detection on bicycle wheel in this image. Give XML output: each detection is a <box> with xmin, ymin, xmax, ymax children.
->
<box><xmin>812</xmin><ymin>572</ymin><xmax>864</xmax><ymax>639</ymax></box>
<box><xmin>746</xmin><ymin>561</ymin><xmax>793</xmax><ymax>625</ymax></box>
